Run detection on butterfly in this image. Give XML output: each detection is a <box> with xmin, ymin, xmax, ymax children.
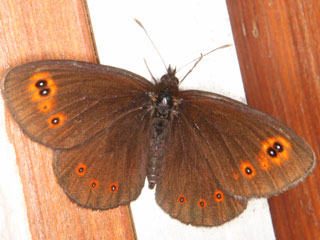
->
<box><xmin>1</xmin><ymin>60</ymin><xmax>316</xmax><ymax>226</ymax></box>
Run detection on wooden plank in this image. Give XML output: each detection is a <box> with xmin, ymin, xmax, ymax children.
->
<box><xmin>226</xmin><ymin>0</ymin><xmax>320</xmax><ymax>239</ymax></box>
<box><xmin>0</xmin><ymin>0</ymin><xmax>136</xmax><ymax>239</ymax></box>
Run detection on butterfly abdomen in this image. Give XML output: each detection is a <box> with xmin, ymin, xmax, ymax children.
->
<box><xmin>147</xmin><ymin>90</ymin><xmax>175</xmax><ymax>189</ymax></box>
<box><xmin>147</xmin><ymin>118</ymin><xmax>170</xmax><ymax>189</ymax></box>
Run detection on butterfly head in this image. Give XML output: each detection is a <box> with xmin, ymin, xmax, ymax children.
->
<box><xmin>156</xmin><ymin>65</ymin><xmax>179</xmax><ymax>93</ymax></box>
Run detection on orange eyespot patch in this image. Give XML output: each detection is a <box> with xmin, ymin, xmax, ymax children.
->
<box><xmin>233</xmin><ymin>172</ymin><xmax>240</xmax><ymax>180</ymax></box>
<box><xmin>89</xmin><ymin>180</ymin><xmax>99</xmax><ymax>189</ymax></box>
<box><xmin>38</xmin><ymin>99</ymin><xmax>55</xmax><ymax>113</ymax></box>
<box><xmin>75</xmin><ymin>163</ymin><xmax>87</xmax><ymax>176</ymax></box>
<box><xmin>214</xmin><ymin>190</ymin><xmax>224</xmax><ymax>202</ymax></box>
<box><xmin>233</xmin><ymin>172</ymin><xmax>239</xmax><ymax>180</ymax></box>
<box><xmin>30</xmin><ymin>87</ymin><xmax>56</xmax><ymax>101</ymax></box>
<box><xmin>28</xmin><ymin>72</ymin><xmax>58</xmax><ymax>101</ymax></box>
<box><xmin>48</xmin><ymin>113</ymin><xmax>66</xmax><ymax>128</ymax></box>
<box><xmin>177</xmin><ymin>194</ymin><xmax>187</xmax><ymax>204</ymax></box>
<box><xmin>240</xmin><ymin>161</ymin><xmax>256</xmax><ymax>178</ymax></box>
<box><xmin>108</xmin><ymin>182</ymin><xmax>119</xmax><ymax>192</ymax></box>
<box><xmin>261</xmin><ymin>136</ymin><xmax>291</xmax><ymax>166</ymax></box>
<box><xmin>197</xmin><ymin>199</ymin><xmax>207</xmax><ymax>208</ymax></box>
<box><xmin>28</xmin><ymin>77</ymin><xmax>55</xmax><ymax>92</ymax></box>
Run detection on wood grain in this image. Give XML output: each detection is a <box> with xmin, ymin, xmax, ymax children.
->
<box><xmin>226</xmin><ymin>0</ymin><xmax>320</xmax><ymax>239</ymax></box>
<box><xmin>0</xmin><ymin>0</ymin><xmax>136</xmax><ymax>239</ymax></box>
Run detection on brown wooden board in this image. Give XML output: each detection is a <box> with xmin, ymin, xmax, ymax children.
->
<box><xmin>226</xmin><ymin>1</ymin><xmax>320</xmax><ymax>239</ymax></box>
<box><xmin>0</xmin><ymin>0</ymin><xmax>136</xmax><ymax>239</ymax></box>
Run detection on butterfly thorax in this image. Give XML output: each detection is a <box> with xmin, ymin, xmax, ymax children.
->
<box><xmin>147</xmin><ymin>68</ymin><xmax>180</xmax><ymax>189</ymax></box>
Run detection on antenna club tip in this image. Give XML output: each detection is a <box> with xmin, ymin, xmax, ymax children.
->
<box><xmin>134</xmin><ymin>18</ymin><xmax>143</xmax><ymax>28</ymax></box>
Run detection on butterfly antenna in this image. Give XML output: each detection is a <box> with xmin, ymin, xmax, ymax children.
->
<box><xmin>144</xmin><ymin>58</ymin><xmax>158</xmax><ymax>84</ymax></box>
<box><xmin>178</xmin><ymin>44</ymin><xmax>232</xmax><ymax>85</ymax></box>
<box><xmin>179</xmin><ymin>54</ymin><xmax>203</xmax><ymax>85</ymax></box>
<box><xmin>134</xmin><ymin>18</ymin><xmax>167</xmax><ymax>72</ymax></box>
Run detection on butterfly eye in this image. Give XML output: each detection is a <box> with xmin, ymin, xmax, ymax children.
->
<box><xmin>197</xmin><ymin>199</ymin><xmax>207</xmax><ymax>208</ymax></box>
<box><xmin>177</xmin><ymin>194</ymin><xmax>187</xmax><ymax>204</ymax></box>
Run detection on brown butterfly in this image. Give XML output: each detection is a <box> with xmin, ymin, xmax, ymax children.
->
<box><xmin>1</xmin><ymin>60</ymin><xmax>316</xmax><ymax>226</ymax></box>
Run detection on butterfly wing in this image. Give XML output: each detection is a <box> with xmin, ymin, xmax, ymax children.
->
<box><xmin>179</xmin><ymin>90</ymin><xmax>316</xmax><ymax>198</ymax></box>
<box><xmin>155</xmin><ymin>112</ymin><xmax>247</xmax><ymax>226</ymax></box>
<box><xmin>54</xmin><ymin>107</ymin><xmax>152</xmax><ymax>209</ymax></box>
<box><xmin>2</xmin><ymin>60</ymin><xmax>154</xmax><ymax>149</ymax></box>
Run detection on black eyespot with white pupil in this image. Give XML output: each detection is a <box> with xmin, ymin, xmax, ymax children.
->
<box><xmin>51</xmin><ymin>117</ymin><xmax>60</xmax><ymax>125</ymax></box>
<box><xmin>216</xmin><ymin>193</ymin><xmax>221</xmax><ymax>199</ymax></box>
<box><xmin>245</xmin><ymin>167</ymin><xmax>253</xmax><ymax>175</ymax></box>
<box><xmin>273</xmin><ymin>142</ymin><xmax>283</xmax><ymax>152</ymax></box>
<box><xmin>110</xmin><ymin>185</ymin><xmax>117</xmax><ymax>192</ymax></box>
<box><xmin>266</xmin><ymin>142</ymin><xmax>284</xmax><ymax>158</ymax></box>
<box><xmin>267</xmin><ymin>147</ymin><xmax>277</xmax><ymax>157</ymax></box>
<box><xmin>40</xmin><ymin>88</ymin><xmax>50</xmax><ymax>96</ymax></box>
<box><xmin>78</xmin><ymin>167</ymin><xmax>84</xmax><ymax>173</ymax></box>
<box><xmin>179</xmin><ymin>196</ymin><xmax>185</xmax><ymax>203</ymax></box>
<box><xmin>36</xmin><ymin>80</ymin><xmax>47</xmax><ymax>88</ymax></box>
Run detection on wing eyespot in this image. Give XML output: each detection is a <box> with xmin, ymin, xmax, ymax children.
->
<box><xmin>273</xmin><ymin>142</ymin><xmax>283</xmax><ymax>152</ymax></box>
<box><xmin>28</xmin><ymin>72</ymin><xmax>58</xmax><ymax>101</ymax></box>
<box><xmin>260</xmin><ymin>137</ymin><xmax>291</xmax><ymax>166</ymax></box>
<box><xmin>89</xmin><ymin>180</ymin><xmax>99</xmax><ymax>189</ymax></box>
<box><xmin>177</xmin><ymin>194</ymin><xmax>187</xmax><ymax>204</ymax></box>
<box><xmin>39</xmin><ymin>88</ymin><xmax>50</xmax><ymax>96</ymax></box>
<box><xmin>75</xmin><ymin>163</ymin><xmax>87</xmax><ymax>176</ymax></box>
<box><xmin>48</xmin><ymin>113</ymin><xmax>66</xmax><ymax>128</ymax></box>
<box><xmin>35</xmin><ymin>80</ymin><xmax>47</xmax><ymax>88</ymax></box>
<box><xmin>38</xmin><ymin>99</ymin><xmax>55</xmax><ymax>113</ymax></box>
<box><xmin>197</xmin><ymin>199</ymin><xmax>207</xmax><ymax>208</ymax></box>
<box><xmin>214</xmin><ymin>190</ymin><xmax>224</xmax><ymax>202</ymax></box>
<box><xmin>108</xmin><ymin>182</ymin><xmax>119</xmax><ymax>192</ymax></box>
<box><xmin>240</xmin><ymin>161</ymin><xmax>256</xmax><ymax>178</ymax></box>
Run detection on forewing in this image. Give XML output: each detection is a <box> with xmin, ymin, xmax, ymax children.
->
<box><xmin>179</xmin><ymin>90</ymin><xmax>316</xmax><ymax>198</ymax></box>
<box><xmin>2</xmin><ymin>60</ymin><xmax>154</xmax><ymax>149</ymax></box>
<box><xmin>54</xmin><ymin>108</ymin><xmax>151</xmax><ymax>209</ymax></box>
<box><xmin>155</xmin><ymin>113</ymin><xmax>247</xmax><ymax>226</ymax></box>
